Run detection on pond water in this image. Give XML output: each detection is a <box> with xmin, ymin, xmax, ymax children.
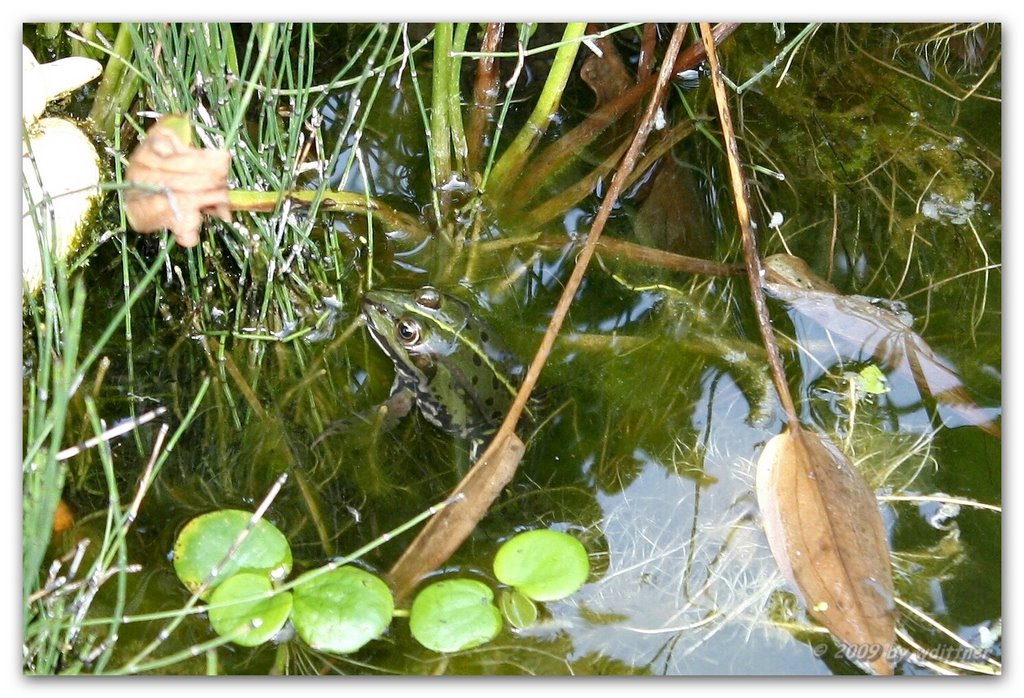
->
<box><xmin>26</xmin><ymin>23</ymin><xmax>1000</xmax><ymax>675</ymax></box>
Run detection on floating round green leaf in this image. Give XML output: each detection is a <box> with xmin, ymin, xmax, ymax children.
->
<box><xmin>173</xmin><ymin>509</ymin><xmax>292</xmax><ymax>600</ymax></box>
<box><xmin>291</xmin><ymin>566</ymin><xmax>394</xmax><ymax>654</ymax></box>
<box><xmin>493</xmin><ymin>529</ymin><xmax>589</xmax><ymax>602</ymax></box>
<box><xmin>208</xmin><ymin>572</ymin><xmax>292</xmax><ymax>647</ymax></box>
<box><xmin>498</xmin><ymin>587</ymin><xmax>538</xmax><ymax>630</ymax></box>
<box><xmin>409</xmin><ymin>579</ymin><xmax>502</xmax><ymax>653</ymax></box>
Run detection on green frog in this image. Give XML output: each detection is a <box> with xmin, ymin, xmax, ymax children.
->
<box><xmin>360</xmin><ymin>285</ymin><xmax>523</xmax><ymax>444</ymax></box>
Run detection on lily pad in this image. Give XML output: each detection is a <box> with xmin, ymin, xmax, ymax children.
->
<box><xmin>492</xmin><ymin>529</ymin><xmax>589</xmax><ymax>602</ymax></box>
<box><xmin>208</xmin><ymin>572</ymin><xmax>292</xmax><ymax>647</ymax></box>
<box><xmin>172</xmin><ymin>509</ymin><xmax>292</xmax><ymax>600</ymax></box>
<box><xmin>291</xmin><ymin>566</ymin><xmax>394</xmax><ymax>654</ymax></box>
<box><xmin>498</xmin><ymin>588</ymin><xmax>538</xmax><ymax>630</ymax></box>
<box><xmin>409</xmin><ymin>579</ymin><xmax>502</xmax><ymax>653</ymax></box>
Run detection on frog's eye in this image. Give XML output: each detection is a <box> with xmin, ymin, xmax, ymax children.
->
<box><xmin>396</xmin><ymin>318</ymin><xmax>421</xmax><ymax>346</ymax></box>
<box><xmin>415</xmin><ymin>286</ymin><xmax>442</xmax><ymax>310</ymax></box>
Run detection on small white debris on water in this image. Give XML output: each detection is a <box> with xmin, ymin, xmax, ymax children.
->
<box><xmin>583</xmin><ymin>38</ymin><xmax>602</xmax><ymax>56</ymax></box>
<box><xmin>921</xmin><ymin>191</ymin><xmax>976</xmax><ymax>225</ymax></box>
<box><xmin>923</xmin><ymin>496</ymin><xmax>961</xmax><ymax>530</ymax></box>
<box><xmin>722</xmin><ymin>350</ymin><xmax>748</xmax><ymax>364</ymax></box>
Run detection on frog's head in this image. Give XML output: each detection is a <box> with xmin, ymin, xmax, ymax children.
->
<box><xmin>362</xmin><ymin>286</ymin><xmax>466</xmax><ymax>379</ymax></box>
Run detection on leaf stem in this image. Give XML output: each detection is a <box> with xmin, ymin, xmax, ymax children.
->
<box><xmin>700</xmin><ymin>23</ymin><xmax>799</xmax><ymax>425</ymax></box>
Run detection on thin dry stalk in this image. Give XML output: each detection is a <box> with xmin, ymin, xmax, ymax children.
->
<box><xmin>700</xmin><ymin>23</ymin><xmax>798</xmax><ymax>424</ymax></box>
<box><xmin>387</xmin><ymin>23</ymin><xmax>699</xmax><ymax>601</ymax></box>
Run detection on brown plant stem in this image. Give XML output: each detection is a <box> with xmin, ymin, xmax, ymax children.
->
<box><xmin>586</xmin><ymin>236</ymin><xmax>744</xmax><ymax>277</ymax></box>
<box><xmin>638</xmin><ymin>23</ymin><xmax>658</xmax><ymax>81</ymax></box>
<box><xmin>498</xmin><ymin>22</ymin><xmax>692</xmax><ymax>436</ymax></box>
<box><xmin>699</xmin><ymin>23</ymin><xmax>798</xmax><ymax>425</ymax></box>
<box><xmin>520</xmin><ymin>116</ymin><xmax>696</xmax><ymax>232</ymax></box>
<box><xmin>387</xmin><ymin>22</ymin><xmax>694</xmax><ymax>603</ymax></box>
<box><xmin>498</xmin><ymin>23</ymin><xmax>739</xmax><ymax>215</ymax></box>
<box><xmin>466</xmin><ymin>23</ymin><xmax>505</xmax><ymax>175</ymax></box>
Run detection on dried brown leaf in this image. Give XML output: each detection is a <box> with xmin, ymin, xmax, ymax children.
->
<box><xmin>632</xmin><ymin>159</ymin><xmax>713</xmax><ymax>258</ymax></box>
<box><xmin>387</xmin><ymin>432</ymin><xmax>525</xmax><ymax>603</ymax></box>
<box><xmin>580</xmin><ymin>32</ymin><xmax>634</xmax><ymax>109</ymax></box>
<box><xmin>757</xmin><ymin>426</ymin><xmax>897</xmax><ymax>675</ymax></box>
<box><xmin>124</xmin><ymin>117</ymin><xmax>232</xmax><ymax>247</ymax></box>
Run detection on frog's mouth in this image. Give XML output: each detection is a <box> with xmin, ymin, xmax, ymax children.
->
<box><xmin>362</xmin><ymin>296</ymin><xmax>401</xmax><ymax>338</ymax></box>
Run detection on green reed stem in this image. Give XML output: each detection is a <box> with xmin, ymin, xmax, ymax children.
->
<box><xmin>485</xmin><ymin>22</ymin><xmax>587</xmax><ymax>196</ymax></box>
<box><xmin>431</xmin><ymin>22</ymin><xmax>454</xmax><ymax>198</ymax></box>
<box><xmin>225</xmin><ymin>23</ymin><xmax>277</xmax><ymax>150</ymax></box>
<box><xmin>449</xmin><ymin>23</ymin><xmax>470</xmax><ymax>174</ymax></box>
<box><xmin>89</xmin><ymin>23</ymin><xmax>139</xmax><ymax>138</ymax></box>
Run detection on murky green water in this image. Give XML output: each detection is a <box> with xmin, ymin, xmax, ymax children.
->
<box><xmin>31</xmin><ymin>23</ymin><xmax>1000</xmax><ymax>675</ymax></box>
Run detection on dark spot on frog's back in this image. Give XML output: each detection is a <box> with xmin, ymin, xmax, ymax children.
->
<box><xmin>472</xmin><ymin>354</ymin><xmax>482</xmax><ymax>367</ymax></box>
